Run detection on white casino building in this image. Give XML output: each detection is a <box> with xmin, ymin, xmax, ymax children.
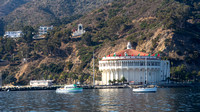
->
<box><xmin>99</xmin><ymin>42</ymin><xmax>170</xmax><ymax>85</ymax></box>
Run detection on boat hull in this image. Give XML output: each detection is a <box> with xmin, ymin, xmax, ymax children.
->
<box><xmin>133</xmin><ymin>87</ymin><xmax>157</xmax><ymax>92</ymax></box>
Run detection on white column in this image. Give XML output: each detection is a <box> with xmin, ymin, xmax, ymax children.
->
<box><xmin>132</xmin><ymin>69</ymin><xmax>135</xmax><ymax>83</ymax></box>
<box><xmin>115</xmin><ymin>69</ymin><xmax>119</xmax><ymax>80</ymax></box>
<box><xmin>135</xmin><ymin>69</ymin><xmax>139</xmax><ymax>84</ymax></box>
<box><xmin>107</xmin><ymin>71</ymin><xmax>110</xmax><ymax>85</ymax></box>
<box><xmin>157</xmin><ymin>69</ymin><xmax>159</xmax><ymax>83</ymax></box>
<box><xmin>102</xmin><ymin>71</ymin><xmax>104</xmax><ymax>85</ymax></box>
<box><xmin>110</xmin><ymin>70</ymin><xmax>113</xmax><ymax>81</ymax></box>
<box><xmin>127</xmin><ymin>69</ymin><xmax>129</xmax><ymax>82</ymax></box>
<box><xmin>130</xmin><ymin>69</ymin><xmax>133</xmax><ymax>81</ymax></box>
<box><xmin>152</xmin><ymin>69</ymin><xmax>155</xmax><ymax>84</ymax></box>
<box><xmin>104</xmin><ymin>71</ymin><xmax>106</xmax><ymax>85</ymax></box>
<box><xmin>119</xmin><ymin>69</ymin><xmax>122</xmax><ymax>80</ymax></box>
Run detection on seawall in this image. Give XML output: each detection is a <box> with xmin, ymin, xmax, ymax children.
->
<box><xmin>1</xmin><ymin>83</ymin><xmax>199</xmax><ymax>91</ymax></box>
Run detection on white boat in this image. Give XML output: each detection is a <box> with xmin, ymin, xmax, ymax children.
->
<box><xmin>133</xmin><ymin>57</ymin><xmax>157</xmax><ymax>92</ymax></box>
<box><xmin>133</xmin><ymin>86</ymin><xmax>157</xmax><ymax>92</ymax></box>
<box><xmin>56</xmin><ymin>84</ymin><xmax>83</xmax><ymax>93</ymax></box>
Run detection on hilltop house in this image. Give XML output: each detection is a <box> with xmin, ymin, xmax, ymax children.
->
<box><xmin>38</xmin><ymin>25</ymin><xmax>53</xmax><ymax>36</ymax></box>
<box><xmin>72</xmin><ymin>24</ymin><xmax>85</xmax><ymax>37</ymax></box>
<box><xmin>4</xmin><ymin>31</ymin><xmax>23</xmax><ymax>38</ymax></box>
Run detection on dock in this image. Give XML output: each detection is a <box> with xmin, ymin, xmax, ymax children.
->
<box><xmin>0</xmin><ymin>86</ymin><xmax>62</xmax><ymax>91</ymax></box>
<box><xmin>1</xmin><ymin>83</ymin><xmax>199</xmax><ymax>91</ymax></box>
<box><xmin>0</xmin><ymin>85</ymin><xmax>129</xmax><ymax>91</ymax></box>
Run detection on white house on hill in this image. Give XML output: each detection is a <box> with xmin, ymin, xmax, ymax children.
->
<box><xmin>38</xmin><ymin>25</ymin><xmax>53</xmax><ymax>36</ymax></box>
<box><xmin>4</xmin><ymin>31</ymin><xmax>23</xmax><ymax>38</ymax></box>
<box><xmin>72</xmin><ymin>24</ymin><xmax>85</xmax><ymax>37</ymax></box>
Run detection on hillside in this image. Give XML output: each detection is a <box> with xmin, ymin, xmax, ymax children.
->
<box><xmin>3</xmin><ymin>0</ymin><xmax>113</xmax><ymax>30</ymax></box>
<box><xmin>1</xmin><ymin>0</ymin><xmax>200</xmax><ymax>85</ymax></box>
<box><xmin>0</xmin><ymin>0</ymin><xmax>32</xmax><ymax>17</ymax></box>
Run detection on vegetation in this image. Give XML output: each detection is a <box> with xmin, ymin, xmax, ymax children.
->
<box><xmin>1</xmin><ymin>0</ymin><xmax>114</xmax><ymax>30</ymax></box>
<box><xmin>108</xmin><ymin>77</ymin><xmax>127</xmax><ymax>85</ymax></box>
<box><xmin>0</xmin><ymin>0</ymin><xmax>30</xmax><ymax>17</ymax></box>
<box><xmin>170</xmin><ymin>64</ymin><xmax>200</xmax><ymax>82</ymax></box>
<box><xmin>1</xmin><ymin>0</ymin><xmax>200</xmax><ymax>85</ymax></box>
<box><xmin>0</xmin><ymin>19</ymin><xmax>4</xmax><ymax>36</ymax></box>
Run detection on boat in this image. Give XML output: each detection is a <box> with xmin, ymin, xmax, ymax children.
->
<box><xmin>56</xmin><ymin>84</ymin><xmax>83</xmax><ymax>93</ymax></box>
<box><xmin>133</xmin><ymin>86</ymin><xmax>157</xmax><ymax>92</ymax></box>
<box><xmin>133</xmin><ymin>57</ymin><xmax>157</xmax><ymax>92</ymax></box>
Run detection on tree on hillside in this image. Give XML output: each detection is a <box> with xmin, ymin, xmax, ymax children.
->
<box><xmin>191</xmin><ymin>70</ymin><xmax>198</xmax><ymax>82</ymax></box>
<box><xmin>64</xmin><ymin>29</ymin><xmax>72</xmax><ymax>37</ymax></box>
<box><xmin>0</xmin><ymin>18</ymin><xmax>4</xmax><ymax>36</ymax></box>
<box><xmin>198</xmin><ymin>71</ymin><xmax>200</xmax><ymax>82</ymax></box>
<box><xmin>22</xmin><ymin>26</ymin><xmax>35</xmax><ymax>43</ymax></box>
<box><xmin>72</xmin><ymin>74</ymin><xmax>78</xmax><ymax>83</ymax></box>
<box><xmin>68</xmin><ymin>72</ymin><xmax>73</xmax><ymax>84</ymax></box>
<box><xmin>4</xmin><ymin>38</ymin><xmax>16</xmax><ymax>54</ymax></box>
<box><xmin>4</xmin><ymin>74</ymin><xmax>17</xmax><ymax>84</ymax></box>
<box><xmin>82</xmin><ymin>32</ymin><xmax>92</xmax><ymax>46</ymax></box>
<box><xmin>78</xmin><ymin>75</ymin><xmax>84</xmax><ymax>84</ymax></box>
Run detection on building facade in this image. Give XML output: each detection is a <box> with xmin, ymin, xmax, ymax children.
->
<box><xmin>30</xmin><ymin>80</ymin><xmax>53</xmax><ymax>87</ymax></box>
<box><xmin>38</xmin><ymin>26</ymin><xmax>53</xmax><ymax>36</ymax></box>
<box><xmin>72</xmin><ymin>24</ymin><xmax>85</xmax><ymax>37</ymax></box>
<box><xmin>99</xmin><ymin>42</ymin><xmax>170</xmax><ymax>85</ymax></box>
<box><xmin>4</xmin><ymin>31</ymin><xmax>23</xmax><ymax>38</ymax></box>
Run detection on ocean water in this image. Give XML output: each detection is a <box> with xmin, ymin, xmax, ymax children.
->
<box><xmin>0</xmin><ymin>87</ymin><xmax>200</xmax><ymax>112</ymax></box>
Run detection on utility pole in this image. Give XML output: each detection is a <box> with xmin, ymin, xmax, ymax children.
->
<box><xmin>0</xmin><ymin>71</ymin><xmax>2</xmax><ymax>87</ymax></box>
<box><xmin>93</xmin><ymin>51</ymin><xmax>95</xmax><ymax>86</ymax></box>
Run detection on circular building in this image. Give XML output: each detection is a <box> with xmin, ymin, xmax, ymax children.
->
<box><xmin>99</xmin><ymin>42</ymin><xmax>170</xmax><ymax>85</ymax></box>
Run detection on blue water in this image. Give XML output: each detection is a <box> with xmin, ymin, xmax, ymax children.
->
<box><xmin>0</xmin><ymin>88</ymin><xmax>200</xmax><ymax>111</ymax></box>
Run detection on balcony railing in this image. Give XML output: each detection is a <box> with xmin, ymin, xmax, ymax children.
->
<box><xmin>102</xmin><ymin>56</ymin><xmax>158</xmax><ymax>60</ymax></box>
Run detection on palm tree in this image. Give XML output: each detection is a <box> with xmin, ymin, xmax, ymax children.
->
<box><xmin>121</xmin><ymin>77</ymin><xmax>127</xmax><ymax>84</ymax></box>
<box><xmin>113</xmin><ymin>79</ymin><xmax>116</xmax><ymax>84</ymax></box>
<box><xmin>108</xmin><ymin>80</ymin><xmax>112</xmax><ymax>85</ymax></box>
<box><xmin>117</xmin><ymin>79</ymin><xmax>121</xmax><ymax>84</ymax></box>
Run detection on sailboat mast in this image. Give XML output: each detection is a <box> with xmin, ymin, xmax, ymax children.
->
<box><xmin>145</xmin><ymin>57</ymin><xmax>147</xmax><ymax>85</ymax></box>
<box><xmin>93</xmin><ymin>51</ymin><xmax>95</xmax><ymax>86</ymax></box>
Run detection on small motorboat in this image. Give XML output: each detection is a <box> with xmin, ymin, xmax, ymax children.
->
<box><xmin>56</xmin><ymin>84</ymin><xmax>83</xmax><ymax>93</ymax></box>
<box><xmin>133</xmin><ymin>86</ymin><xmax>157</xmax><ymax>92</ymax></box>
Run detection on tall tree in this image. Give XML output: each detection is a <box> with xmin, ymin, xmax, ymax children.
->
<box><xmin>22</xmin><ymin>26</ymin><xmax>35</xmax><ymax>43</ymax></box>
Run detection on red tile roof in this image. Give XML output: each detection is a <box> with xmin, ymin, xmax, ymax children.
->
<box><xmin>107</xmin><ymin>49</ymin><xmax>149</xmax><ymax>57</ymax></box>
